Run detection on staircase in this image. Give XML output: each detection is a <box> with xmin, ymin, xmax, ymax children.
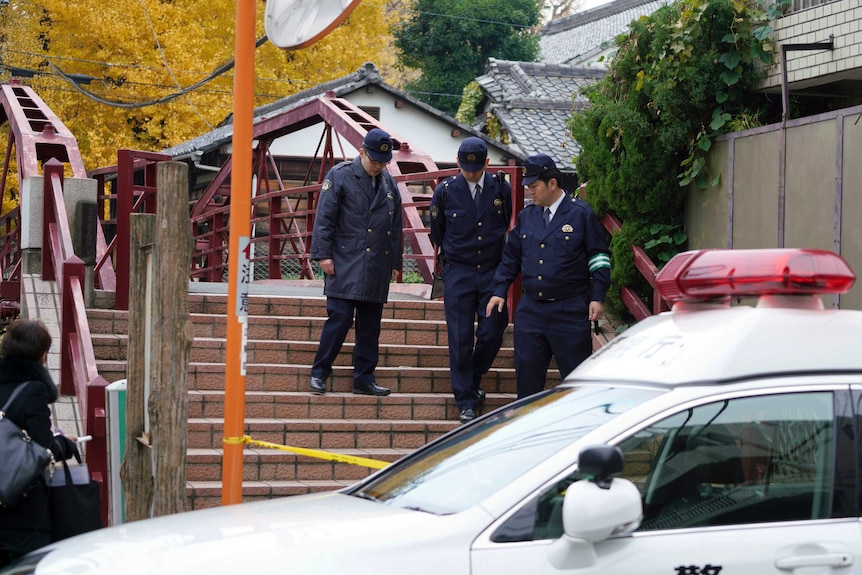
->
<box><xmin>86</xmin><ymin>288</ymin><xmax>557</xmax><ymax>510</ymax></box>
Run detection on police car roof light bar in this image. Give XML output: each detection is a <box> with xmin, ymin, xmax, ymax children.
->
<box><xmin>656</xmin><ymin>248</ymin><xmax>856</xmax><ymax>302</ymax></box>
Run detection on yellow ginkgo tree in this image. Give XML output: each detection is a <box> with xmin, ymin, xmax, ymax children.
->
<box><xmin>0</xmin><ymin>0</ymin><xmax>396</xmax><ymax>185</ymax></box>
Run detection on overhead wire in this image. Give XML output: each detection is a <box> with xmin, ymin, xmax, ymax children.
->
<box><xmin>34</xmin><ymin>3</ymin><xmax>534</xmax><ymax>110</ymax></box>
<box><xmin>137</xmin><ymin>0</ymin><xmax>213</xmax><ymax>128</ymax></box>
<box><xmin>47</xmin><ymin>34</ymin><xmax>269</xmax><ymax>109</ymax></box>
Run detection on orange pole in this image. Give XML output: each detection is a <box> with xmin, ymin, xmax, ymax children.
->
<box><xmin>222</xmin><ymin>0</ymin><xmax>255</xmax><ymax>505</ymax></box>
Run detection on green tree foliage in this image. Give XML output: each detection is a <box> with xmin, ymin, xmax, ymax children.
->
<box><xmin>393</xmin><ymin>0</ymin><xmax>541</xmax><ymax>115</ymax></box>
<box><xmin>569</xmin><ymin>0</ymin><xmax>787</xmax><ymax>317</ymax></box>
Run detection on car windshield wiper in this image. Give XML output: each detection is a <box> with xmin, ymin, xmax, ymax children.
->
<box><xmin>401</xmin><ymin>505</ymin><xmax>434</xmax><ymax>514</ymax></box>
<box><xmin>354</xmin><ymin>491</ymin><xmax>380</xmax><ymax>502</ymax></box>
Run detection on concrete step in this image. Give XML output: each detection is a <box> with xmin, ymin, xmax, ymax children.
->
<box><xmin>186</xmin><ymin>447</ymin><xmax>407</xmax><ymax>484</ymax></box>
<box><xmin>188</xmin><ymin>417</ymin><xmax>459</xmax><ymax>451</ymax></box>
<box><xmin>90</xmin><ymin>332</ymin><xmax>518</xmax><ymax>367</ymax></box>
<box><xmin>88</xmin><ymin>295</ymin><xmax>448</xmax><ymax>336</ymax></box>
<box><xmin>187</xmin><ymin>390</ymin><xmax>516</xmax><ymax>421</ymax></box>
<box><xmin>87</xmin><ymin>289</ymin><xmax>601</xmax><ymax>501</ymax></box>
<box><xmin>187</xmin><ymin>293</ymin><xmax>447</xmax><ymax>322</ymax></box>
<box><xmin>96</xmin><ymin>361</ymin><xmax>550</xmax><ymax>395</ymax></box>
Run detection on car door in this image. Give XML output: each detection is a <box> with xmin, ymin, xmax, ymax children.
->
<box><xmin>471</xmin><ymin>385</ymin><xmax>860</xmax><ymax>575</ymax></box>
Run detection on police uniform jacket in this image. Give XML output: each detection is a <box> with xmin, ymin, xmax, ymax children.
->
<box><xmin>311</xmin><ymin>157</ymin><xmax>403</xmax><ymax>304</ymax></box>
<box><xmin>492</xmin><ymin>195</ymin><xmax>610</xmax><ymax>302</ymax></box>
<box><xmin>429</xmin><ymin>172</ymin><xmax>511</xmax><ymax>270</ymax></box>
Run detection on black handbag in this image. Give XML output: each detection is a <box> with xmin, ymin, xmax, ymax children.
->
<box><xmin>0</xmin><ymin>382</ymin><xmax>55</xmax><ymax>508</ymax></box>
<box><xmin>49</xmin><ymin>456</ymin><xmax>103</xmax><ymax>542</ymax></box>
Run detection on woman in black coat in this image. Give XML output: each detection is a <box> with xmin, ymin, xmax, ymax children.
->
<box><xmin>0</xmin><ymin>319</ymin><xmax>78</xmax><ymax>567</ymax></box>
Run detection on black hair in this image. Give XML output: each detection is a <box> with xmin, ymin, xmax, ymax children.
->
<box><xmin>0</xmin><ymin>319</ymin><xmax>52</xmax><ymax>363</ymax></box>
<box><xmin>535</xmin><ymin>168</ymin><xmax>563</xmax><ymax>185</ymax></box>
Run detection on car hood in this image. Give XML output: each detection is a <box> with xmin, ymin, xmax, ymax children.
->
<box><xmin>35</xmin><ymin>492</ymin><xmax>456</xmax><ymax>575</ymax></box>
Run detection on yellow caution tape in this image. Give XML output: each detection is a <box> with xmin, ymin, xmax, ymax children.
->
<box><xmin>228</xmin><ymin>435</ymin><xmax>389</xmax><ymax>470</ymax></box>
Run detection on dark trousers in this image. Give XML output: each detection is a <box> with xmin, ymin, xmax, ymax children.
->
<box><xmin>443</xmin><ymin>264</ymin><xmax>508</xmax><ymax>410</ymax></box>
<box><xmin>311</xmin><ymin>296</ymin><xmax>384</xmax><ymax>387</ymax></box>
<box><xmin>513</xmin><ymin>295</ymin><xmax>592</xmax><ymax>398</ymax></box>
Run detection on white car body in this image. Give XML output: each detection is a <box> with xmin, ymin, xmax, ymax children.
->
<box><xmin>8</xmin><ymin>248</ymin><xmax>862</xmax><ymax>575</ymax></box>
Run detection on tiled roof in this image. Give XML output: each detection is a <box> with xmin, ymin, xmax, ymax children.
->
<box><xmin>540</xmin><ymin>0</ymin><xmax>668</xmax><ymax>65</ymax></box>
<box><xmin>476</xmin><ymin>59</ymin><xmax>604</xmax><ymax>168</ymax></box>
<box><xmin>163</xmin><ymin>62</ymin><xmax>519</xmax><ymax>160</ymax></box>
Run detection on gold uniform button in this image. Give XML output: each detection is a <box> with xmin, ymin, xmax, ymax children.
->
<box><xmin>538</xmin><ymin>292</ymin><xmax>544</xmax><ymax>298</ymax></box>
<box><xmin>367</xmin><ymin>228</ymin><xmax>373</xmax><ymax>233</ymax></box>
<box><xmin>540</xmin><ymin>243</ymin><xmax>546</xmax><ymax>249</ymax></box>
<box><xmin>537</xmin><ymin>275</ymin><xmax>543</xmax><ymax>281</ymax></box>
<box><xmin>387</xmin><ymin>231</ymin><xmax>392</xmax><ymax>236</ymax></box>
<box><xmin>478</xmin><ymin>222</ymin><xmax>483</xmax><ymax>227</ymax></box>
<box><xmin>477</xmin><ymin>235</ymin><xmax>482</xmax><ymax>241</ymax></box>
<box><xmin>453</xmin><ymin>213</ymin><xmax>458</xmax><ymax>218</ymax></box>
<box><xmin>366</xmin><ymin>248</ymin><xmax>371</xmax><ymax>252</ymax></box>
<box><xmin>477</xmin><ymin>249</ymin><xmax>482</xmax><ymax>255</ymax></box>
<box><xmin>476</xmin><ymin>264</ymin><xmax>482</xmax><ymax>270</ymax></box>
<box><xmin>539</xmin><ymin>259</ymin><xmax>544</xmax><ymax>264</ymax></box>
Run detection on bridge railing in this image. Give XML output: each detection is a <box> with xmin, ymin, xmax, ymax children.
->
<box><xmin>581</xmin><ymin>183</ymin><xmax>670</xmax><ymax>322</ymax></box>
<box><xmin>0</xmin><ymin>205</ymin><xmax>21</xmax><ymax>326</ymax></box>
<box><xmin>42</xmin><ymin>158</ymin><xmax>109</xmax><ymax>526</ymax></box>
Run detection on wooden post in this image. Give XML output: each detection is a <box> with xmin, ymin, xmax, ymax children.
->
<box><xmin>150</xmin><ymin>161</ymin><xmax>194</xmax><ymax>517</ymax></box>
<box><xmin>120</xmin><ymin>213</ymin><xmax>155</xmax><ymax>521</ymax></box>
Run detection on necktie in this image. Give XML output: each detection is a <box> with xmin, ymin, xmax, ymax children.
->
<box><xmin>474</xmin><ymin>185</ymin><xmax>482</xmax><ymax>207</ymax></box>
<box><xmin>543</xmin><ymin>207</ymin><xmax>551</xmax><ymax>227</ymax></box>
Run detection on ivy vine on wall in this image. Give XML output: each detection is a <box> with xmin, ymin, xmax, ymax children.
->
<box><xmin>569</xmin><ymin>0</ymin><xmax>789</xmax><ymax>319</ymax></box>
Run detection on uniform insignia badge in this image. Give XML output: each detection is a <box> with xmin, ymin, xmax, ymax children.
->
<box><xmin>562</xmin><ymin>224</ymin><xmax>574</xmax><ymax>232</ymax></box>
<box><xmin>387</xmin><ymin>193</ymin><xmax>393</xmax><ymax>200</ymax></box>
<box><xmin>321</xmin><ymin>179</ymin><xmax>332</xmax><ymax>191</ymax></box>
<box><xmin>494</xmin><ymin>198</ymin><xmax>502</xmax><ymax>207</ymax></box>
<box><xmin>431</xmin><ymin>205</ymin><xmax>439</xmax><ymax>219</ymax></box>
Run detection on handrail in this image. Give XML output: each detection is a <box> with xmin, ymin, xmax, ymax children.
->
<box><xmin>0</xmin><ymin>205</ymin><xmax>20</xmax><ymax>326</ymax></box>
<box><xmin>583</xmin><ymin>185</ymin><xmax>670</xmax><ymax>322</ymax></box>
<box><xmin>42</xmin><ymin>158</ymin><xmax>109</xmax><ymax>526</ymax></box>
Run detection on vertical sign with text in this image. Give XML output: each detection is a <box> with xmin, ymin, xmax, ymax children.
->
<box><xmin>236</xmin><ymin>236</ymin><xmax>251</xmax><ymax>375</ymax></box>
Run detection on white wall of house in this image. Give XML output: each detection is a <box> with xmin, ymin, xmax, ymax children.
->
<box><xmin>265</xmin><ymin>91</ymin><xmax>513</xmax><ymax>166</ymax></box>
<box><xmin>760</xmin><ymin>0</ymin><xmax>862</xmax><ymax>90</ymax></box>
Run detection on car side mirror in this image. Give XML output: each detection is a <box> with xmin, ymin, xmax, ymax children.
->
<box><xmin>546</xmin><ymin>446</ymin><xmax>643</xmax><ymax>570</ymax></box>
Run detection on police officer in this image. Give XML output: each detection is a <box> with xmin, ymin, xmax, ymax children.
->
<box><xmin>309</xmin><ymin>128</ymin><xmax>403</xmax><ymax>396</ymax></box>
<box><xmin>486</xmin><ymin>153</ymin><xmax>610</xmax><ymax>398</ymax></box>
<box><xmin>430</xmin><ymin>137</ymin><xmax>511</xmax><ymax>423</ymax></box>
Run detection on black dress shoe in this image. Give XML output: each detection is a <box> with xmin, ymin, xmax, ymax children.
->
<box><xmin>353</xmin><ymin>382</ymin><xmax>391</xmax><ymax>396</ymax></box>
<box><xmin>474</xmin><ymin>389</ymin><xmax>486</xmax><ymax>406</ymax></box>
<box><xmin>460</xmin><ymin>409</ymin><xmax>476</xmax><ymax>424</ymax></box>
<box><xmin>309</xmin><ymin>377</ymin><xmax>327</xmax><ymax>394</ymax></box>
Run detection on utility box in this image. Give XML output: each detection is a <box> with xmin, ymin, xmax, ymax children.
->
<box><xmin>106</xmin><ymin>379</ymin><xmax>127</xmax><ymax>525</ymax></box>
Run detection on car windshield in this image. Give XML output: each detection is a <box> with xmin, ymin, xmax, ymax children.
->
<box><xmin>352</xmin><ymin>385</ymin><xmax>661</xmax><ymax>514</ymax></box>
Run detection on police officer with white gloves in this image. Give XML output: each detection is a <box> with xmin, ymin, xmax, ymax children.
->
<box><xmin>309</xmin><ymin>128</ymin><xmax>403</xmax><ymax>396</ymax></box>
<box><xmin>487</xmin><ymin>153</ymin><xmax>610</xmax><ymax>398</ymax></box>
<box><xmin>430</xmin><ymin>137</ymin><xmax>511</xmax><ymax>424</ymax></box>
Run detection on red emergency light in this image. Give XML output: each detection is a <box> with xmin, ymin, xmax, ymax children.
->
<box><xmin>656</xmin><ymin>248</ymin><xmax>856</xmax><ymax>302</ymax></box>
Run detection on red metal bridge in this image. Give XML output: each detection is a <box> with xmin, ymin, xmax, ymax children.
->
<box><xmin>0</xmin><ymin>79</ymin><xmax>667</xmax><ymax>524</ymax></box>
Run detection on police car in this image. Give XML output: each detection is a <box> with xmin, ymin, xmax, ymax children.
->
<box><xmin>7</xmin><ymin>248</ymin><xmax>861</xmax><ymax>575</ymax></box>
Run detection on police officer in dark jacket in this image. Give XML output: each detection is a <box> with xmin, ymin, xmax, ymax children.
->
<box><xmin>309</xmin><ymin>128</ymin><xmax>403</xmax><ymax>396</ymax></box>
<box><xmin>487</xmin><ymin>154</ymin><xmax>610</xmax><ymax>398</ymax></box>
<box><xmin>430</xmin><ymin>137</ymin><xmax>511</xmax><ymax>424</ymax></box>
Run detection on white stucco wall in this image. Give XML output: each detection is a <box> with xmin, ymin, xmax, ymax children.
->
<box><xmin>265</xmin><ymin>91</ymin><xmax>513</xmax><ymax>166</ymax></box>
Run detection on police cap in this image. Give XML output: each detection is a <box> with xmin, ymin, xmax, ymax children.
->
<box><xmin>457</xmin><ymin>137</ymin><xmax>488</xmax><ymax>172</ymax></box>
<box><xmin>523</xmin><ymin>153</ymin><xmax>557</xmax><ymax>185</ymax></box>
<box><xmin>363</xmin><ymin>128</ymin><xmax>394</xmax><ymax>163</ymax></box>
